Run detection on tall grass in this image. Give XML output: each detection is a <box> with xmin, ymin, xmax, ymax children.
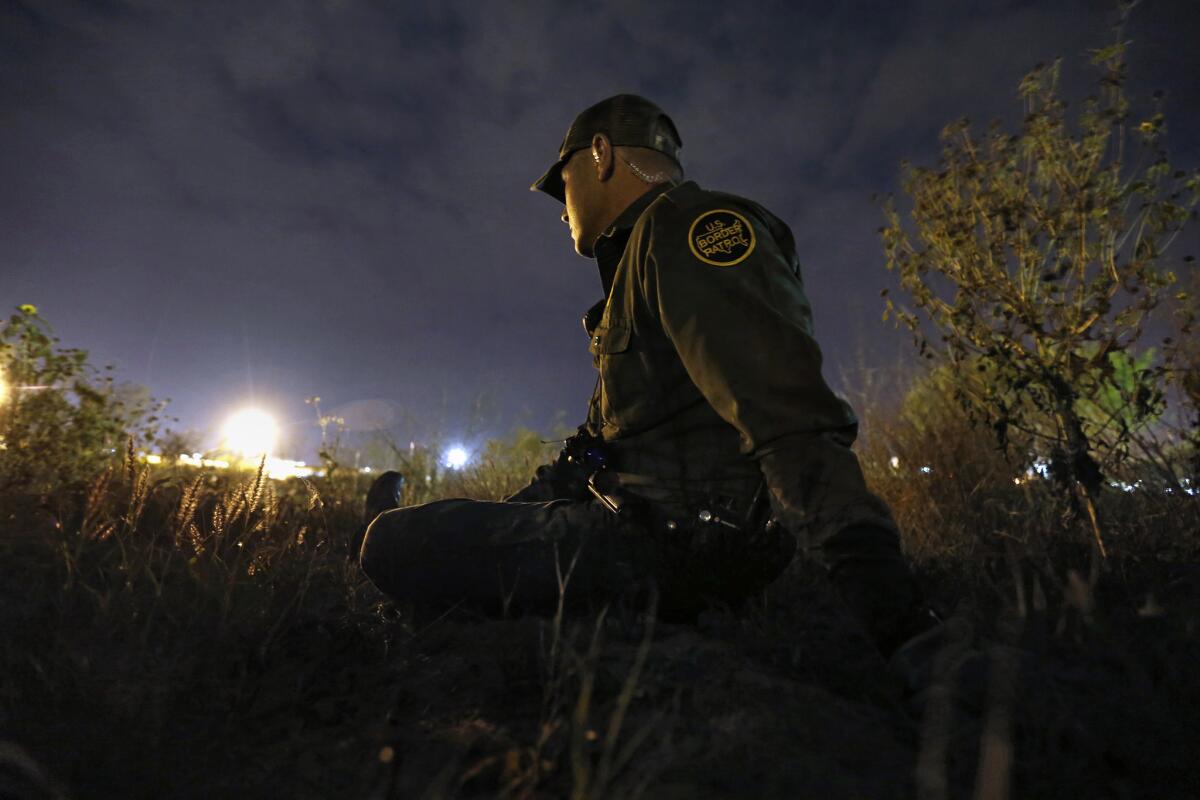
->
<box><xmin>1</xmin><ymin>428</ymin><xmax>671</xmax><ymax>798</ymax></box>
<box><xmin>843</xmin><ymin>361</ymin><xmax>1200</xmax><ymax>798</ymax></box>
<box><xmin>3</xmin><ymin>375</ymin><xmax>1199</xmax><ymax>797</ymax></box>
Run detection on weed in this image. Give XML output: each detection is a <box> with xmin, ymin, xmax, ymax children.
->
<box><xmin>3</xmin><ymin>322</ymin><xmax>1200</xmax><ymax>798</ymax></box>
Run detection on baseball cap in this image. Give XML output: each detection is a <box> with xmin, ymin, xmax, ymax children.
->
<box><xmin>530</xmin><ymin>94</ymin><xmax>683</xmax><ymax>203</ymax></box>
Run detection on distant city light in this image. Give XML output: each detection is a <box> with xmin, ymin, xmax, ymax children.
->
<box><xmin>264</xmin><ymin>458</ymin><xmax>316</xmax><ymax>480</ymax></box>
<box><xmin>444</xmin><ymin>446</ymin><xmax>469</xmax><ymax>469</ymax></box>
<box><xmin>178</xmin><ymin>453</ymin><xmax>231</xmax><ymax>470</ymax></box>
<box><xmin>221</xmin><ymin>408</ymin><xmax>279</xmax><ymax>458</ymax></box>
<box><xmin>1027</xmin><ymin>459</ymin><xmax>1051</xmax><ymax>480</ymax></box>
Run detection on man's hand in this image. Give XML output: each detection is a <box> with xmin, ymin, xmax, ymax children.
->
<box><xmin>504</xmin><ymin>428</ymin><xmax>597</xmax><ymax>503</ymax></box>
<box><xmin>823</xmin><ymin>524</ymin><xmax>932</xmax><ymax>657</ymax></box>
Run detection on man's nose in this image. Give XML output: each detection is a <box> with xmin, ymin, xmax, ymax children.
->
<box><xmin>561</xmin><ymin>210</ymin><xmax>569</xmax><ymax>224</ymax></box>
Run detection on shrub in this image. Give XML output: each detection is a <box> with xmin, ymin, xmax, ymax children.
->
<box><xmin>0</xmin><ymin>305</ymin><xmax>167</xmax><ymax>493</ymax></box>
<box><xmin>880</xmin><ymin>27</ymin><xmax>1198</xmax><ymax>554</ymax></box>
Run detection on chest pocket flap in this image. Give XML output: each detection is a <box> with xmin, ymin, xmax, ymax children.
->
<box><xmin>588</xmin><ymin>319</ymin><xmax>631</xmax><ymax>356</ymax></box>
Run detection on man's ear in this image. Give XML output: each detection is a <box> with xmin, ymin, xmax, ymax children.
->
<box><xmin>591</xmin><ymin>134</ymin><xmax>614</xmax><ymax>182</ymax></box>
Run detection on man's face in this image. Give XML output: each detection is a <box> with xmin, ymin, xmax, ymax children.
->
<box><xmin>559</xmin><ymin>148</ymin><xmax>601</xmax><ymax>258</ymax></box>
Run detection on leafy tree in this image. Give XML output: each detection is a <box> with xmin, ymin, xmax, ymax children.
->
<box><xmin>1164</xmin><ymin>267</ymin><xmax>1200</xmax><ymax>481</ymax></box>
<box><xmin>0</xmin><ymin>305</ymin><xmax>167</xmax><ymax>492</ymax></box>
<box><xmin>880</xmin><ymin>24</ymin><xmax>1198</xmax><ymax>554</ymax></box>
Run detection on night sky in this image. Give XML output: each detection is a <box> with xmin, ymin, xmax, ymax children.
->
<box><xmin>3</xmin><ymin>0</ymin><xmax>1198</xmax><ymax>460</ymax></box>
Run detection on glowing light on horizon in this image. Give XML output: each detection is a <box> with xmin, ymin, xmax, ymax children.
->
<box><xmin>444</xmin><ymin>445</ymin><xmax>469</xmax><ymax>469</ymax></box>
<box><xmin>264</xmin><ymin>457</ymin><xmax>317</xmax><ymax>480</ymax></box>
<box><xmin>171</xmin><ymin>452</ymin><xmax>319</xmax><ymax>479</ymax></box>
<box><xmin>178</xmin><ymin>453</ymin><xmax>231</xmax><ymax>469</ymax></box>
<box><xmin>221</xmin><ymin>408</ymin><xmax>279</xmax><ymax>459</ymax></box>
<box><xmin>0</xmin><ymin>372</ymin><xmax>7</xmax><ymax>404</ymax></box>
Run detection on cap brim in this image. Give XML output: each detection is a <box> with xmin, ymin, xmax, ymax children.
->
<box><xmin>530</xmin><ymin>158</ymin><xmax>566</xmax><ymax>203</ymax></box>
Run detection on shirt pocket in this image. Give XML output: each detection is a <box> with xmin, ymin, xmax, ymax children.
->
<box><xmin>588</xmin><ymin>318</ymin><xmax>650</xmax><ymax>431</ymax></box>
<box><xmin>588</xmin><ymin>318</ymin><xmax>631</xmax><ymax>357</ymax></box>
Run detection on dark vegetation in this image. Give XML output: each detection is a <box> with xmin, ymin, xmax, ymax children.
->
<box><xmin>3</xmin><ymin>26</ymin><xmax>1199</xmax><ymax>800</ymax></box>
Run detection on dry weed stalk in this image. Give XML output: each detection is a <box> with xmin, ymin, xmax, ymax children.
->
<box><xmin>81</xmin><ymin>465</ymin><xmax>113</xmax><ymax>540</ymax></box>
<box><xmin>172</xmin><ymin>475</ymin><xmax>204</xmax><ymax>548</ymax></box>
<box><xmin>123</xmin><ymin>465</ymin><xmax>151</xmax><ymax>535</ymax></box>
<box><xmin>507</xmin><ymin>545</ymin><xmax>669</xmax><ymax>800</ymax></box>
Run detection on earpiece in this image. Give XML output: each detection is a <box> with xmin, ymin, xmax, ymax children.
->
<box><xmin>592</xmin><ymin>149</ymin><xmax>601</xmax><ymax>164</ymax></box>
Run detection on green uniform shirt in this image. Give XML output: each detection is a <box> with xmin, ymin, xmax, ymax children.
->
<box><xmin>583</xmin><ymin>180</ymin><xmax>896</xmax><ymax>553</ymax></box>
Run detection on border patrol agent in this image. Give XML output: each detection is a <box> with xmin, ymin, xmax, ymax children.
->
<box><xmin>360</xmin><ymin>95</ymin><xmax>927</xmax><ymax>653</ymax></box>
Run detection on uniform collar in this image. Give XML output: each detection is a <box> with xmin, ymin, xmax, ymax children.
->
<box><xmin>601</xmin><ymin>181</ymin><xmax>676</xmax><ymax>239</ymax></box>
<box><xmin>592</xmin><ymin>181</ymin><xmax>677</xmax><ymax>296</ymax></box>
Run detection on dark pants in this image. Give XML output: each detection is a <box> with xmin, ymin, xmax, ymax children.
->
<box><xmin>360</xmin><ymin>497</ymin><xmax>648</xmax><ymax>616</ymax></box>
<box><xmin>358</xmin><ymin>495</ymin><xmax>794</xmax><ymax>620</ymax></box>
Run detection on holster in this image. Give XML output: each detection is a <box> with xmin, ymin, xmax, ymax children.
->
<box><xmin>595</xmin><ymin>470</ymin><xmax>796</xmax><ymax>603</ymax></box>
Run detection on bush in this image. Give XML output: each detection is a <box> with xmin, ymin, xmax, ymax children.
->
<box><xmin>0</xmin><ymin>305</ymin><xmax>168</xmax><ymax>494</ymax></box>
<box><xmin>880</xmin><ymin>27</ymin><xmax>1198</xmax><ymax>556</ymax></box>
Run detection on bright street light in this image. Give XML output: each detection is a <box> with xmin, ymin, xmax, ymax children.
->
<box><xmin>444</xmin><ymin>445</ymin><xmax>469</xmax><ymax>470</ymax></box>
<box><xmin>221</xmin><ymin>408</ymin><xmax>279</xmax><ymax>459</ymax></box>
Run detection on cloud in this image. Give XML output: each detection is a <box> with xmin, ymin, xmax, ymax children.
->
<box><xmin>2</xmin><ymin>0</ymin><xmax>1197</xmax><ymax>446</ymax></box>
<box><xmin>830</xmin><ymin>1</ymin><xmax>1108</xmax><ymax>176</ymax></box>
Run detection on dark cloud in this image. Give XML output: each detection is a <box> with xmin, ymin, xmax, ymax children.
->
<box><xmin>2</xmin><ymin>0</ymin><xmax>1197</xmax><ymax>456</ymax></box>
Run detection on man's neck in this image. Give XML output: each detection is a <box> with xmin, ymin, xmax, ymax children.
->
<box><xmin>593</xmin><ymin>182</ymin><xmax>676</xmax><ymax>295</ymax></box>
<box><xmin>601</xmin><ymin>182</ymin><xmax>674</xmax><ymax>238</ymax></box>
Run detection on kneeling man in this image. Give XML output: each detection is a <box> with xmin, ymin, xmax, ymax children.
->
<box><xmin>360</xmin><ymin>95</ymin><xmax>926</xmax><ymax>655</ymax></box>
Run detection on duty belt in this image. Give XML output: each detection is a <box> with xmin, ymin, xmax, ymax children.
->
<box><xmin>587</xmin><ymin>469</ymin><xmax>778</xmax><ymax>536</ymax></box>
<box><xmin>559</xmin><ymin>426</ymin><xmax>777</xmax><ymax>536</ymax></box>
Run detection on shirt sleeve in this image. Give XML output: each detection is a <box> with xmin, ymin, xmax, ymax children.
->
<box><xmin>638</xmin><ymin>201</ymin><xmax>897</xmax><ymax>553</ymax></box>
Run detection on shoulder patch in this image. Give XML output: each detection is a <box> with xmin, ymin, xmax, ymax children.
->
<box><xmin>687</xmin><ymin>208</ymin><xmax>756</xmax><ymax>267</ymax></box>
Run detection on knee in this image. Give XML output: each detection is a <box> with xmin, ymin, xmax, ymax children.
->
<box><xmin>358</xmin><ymin>504</ymin><xmax>473</xmax><ymax>608</ymax></box>
<box><xmin>358</xmin><ymin>510</ymin><xmax>396</xmax><ymax>583</ymax></box>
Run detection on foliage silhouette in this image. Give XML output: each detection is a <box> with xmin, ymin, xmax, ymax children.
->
<box><xmin>881</xmin><ymin>20</ymin><xmax>1199</xmax><ymax>554</ymax></box>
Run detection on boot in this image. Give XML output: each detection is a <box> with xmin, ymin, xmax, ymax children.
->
<box><xmin>352</xmin><ymin>471</ymin><xmax>405</xmax><ymax>556</ymax></box>
<box><xmin>364</xmin><ymin>470</ymin><xmax>406</xmax><ymax>523</ymax></box>
<box><xmin>823</xmin><ymin>524</ymin><xmax>939</xmax><ymax>658</ymax></box>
